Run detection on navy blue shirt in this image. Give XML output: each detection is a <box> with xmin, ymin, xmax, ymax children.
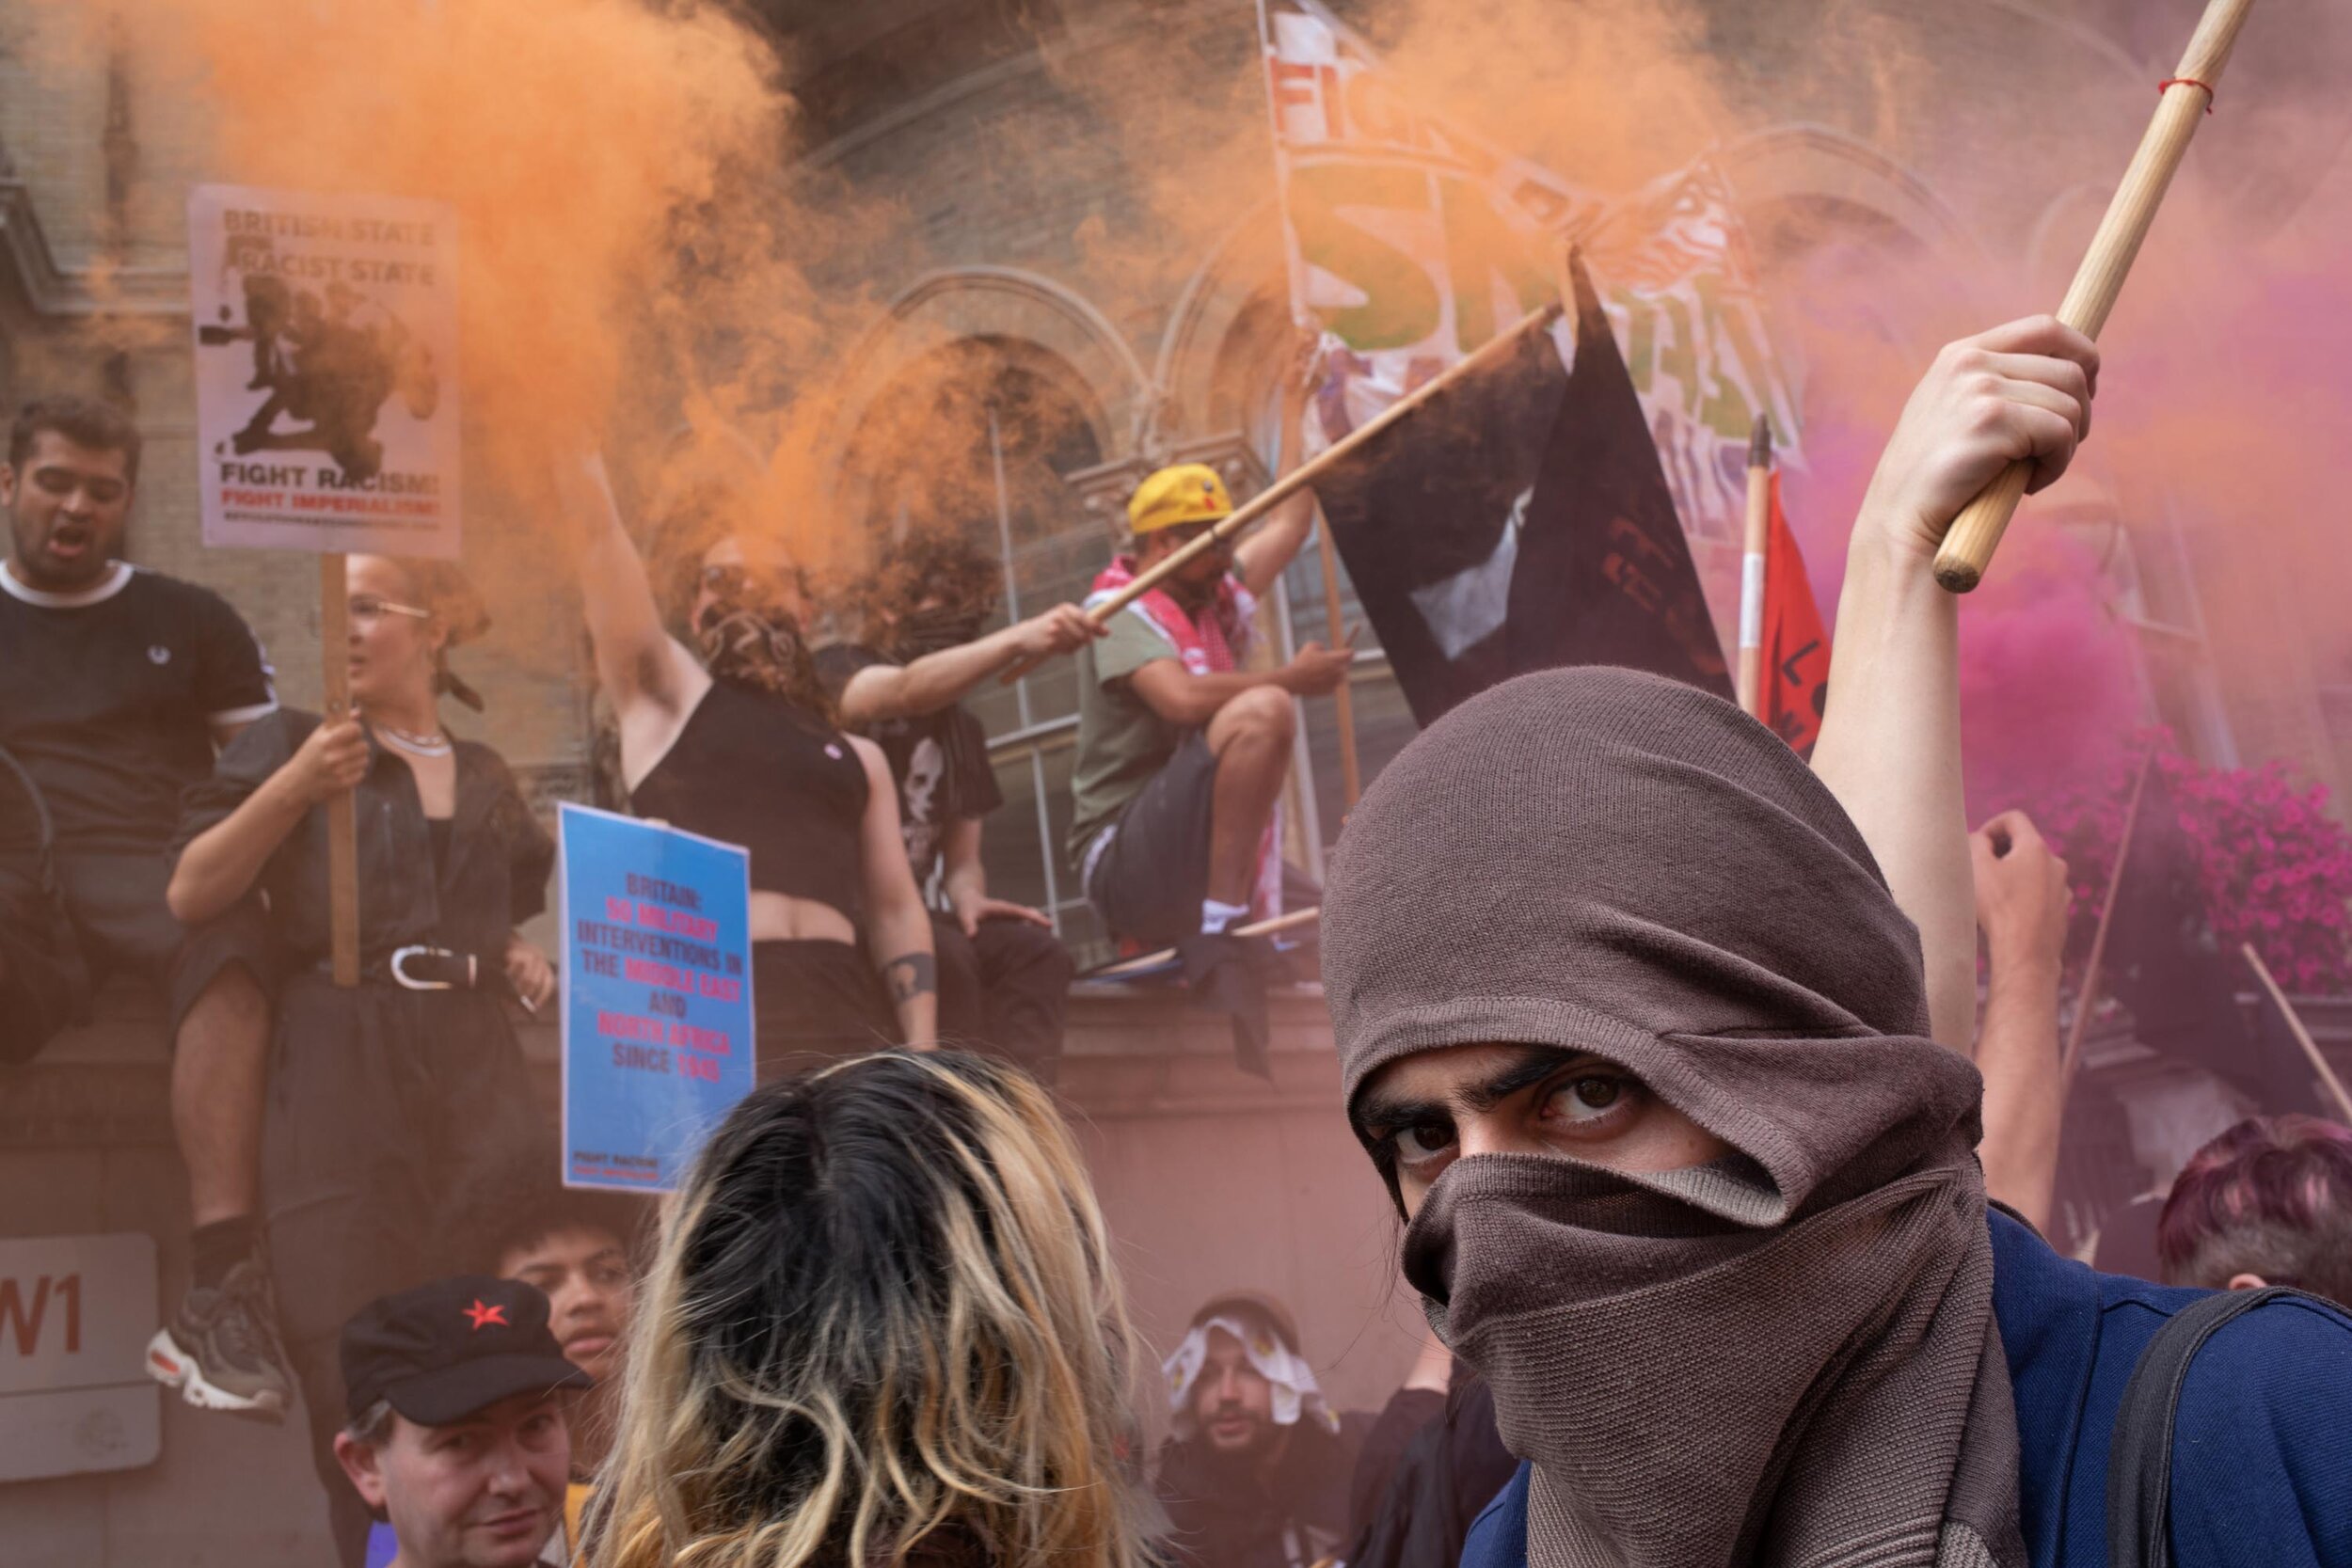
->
<box><xmin>1459</xmin><ymin>1211</ymin><xmax>2352</xmax><ymax>1568</ymax></box>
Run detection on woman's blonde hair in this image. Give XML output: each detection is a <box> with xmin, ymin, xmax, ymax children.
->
<box><xmin>588</xmin><ymin>1051</ymin><xmax>1153</xmax><ymax>1568</ymax></box>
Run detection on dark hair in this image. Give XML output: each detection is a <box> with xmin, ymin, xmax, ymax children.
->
<box><xmin>8</xmin><ymin>397</ymin><xmax>143</xmax><ymax>484</ymax></box>
<box><xmin>859</xmin><ymin>528</ymin><xmax>1001</xmax><ymax>631</ymax></box>
<box><xmin>450</xmin><ymin>1136</ymin><xmax>650</xmax><ymax>1279</ymax></box>
<box><xmin>2155</xmin><ymin>1114</ymin><xmax>2352</xmax><ymax>1305</ymax></box>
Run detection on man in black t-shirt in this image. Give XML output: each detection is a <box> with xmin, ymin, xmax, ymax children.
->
<box><xmin>817</xmin><ymin>532</ymin><xmax>1083</xmax><ymax>1079</ymax></box>
<box><xmin>0</xmin><ymin>397</ymin><xmax>292</xmax><ymax>1418</ymax></box>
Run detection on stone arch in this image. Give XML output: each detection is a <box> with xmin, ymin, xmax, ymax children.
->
<box><xmin>830</xmin><ymin>265</ymin><xmax>1148</xmax><ymax>468</ymax></box>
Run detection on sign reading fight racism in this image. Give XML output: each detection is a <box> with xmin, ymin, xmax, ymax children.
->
<box><xmin>0</xmin><ymin>1234</ymin><xmax>159</xmax><ymax>1483</ymax></box>
<box><xmin>559</xmin><ymin>804</ymin><xmax>755</xmax><ymax>1193</ymax></box>
<box><xmin>1255</xmin><ymin>0</ymin><xmax>1801</xmax><ymax>543</ymax></box>
<box><xmin>187</xmin><ymin>183</ymin><xmax>462</xmax><ymax>559</ymax></box>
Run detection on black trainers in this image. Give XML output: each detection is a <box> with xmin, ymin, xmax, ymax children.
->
<box><xmin>146</xmin><ymin>1257</ymin><xmax>293</xmax><ymax>1421</ymax></box>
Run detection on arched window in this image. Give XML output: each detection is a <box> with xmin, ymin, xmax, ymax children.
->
<box><xmin>840</xmin><ymin>337</ymin><xmax>1117</xmax><ymax>957</ymax></box>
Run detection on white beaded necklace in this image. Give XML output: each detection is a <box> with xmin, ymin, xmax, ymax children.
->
<box><xmin>375</xmin><ymin>722</ymin><xmax>453</xmax><ymax>759</ymax></box>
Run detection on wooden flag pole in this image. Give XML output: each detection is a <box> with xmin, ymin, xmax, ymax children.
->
<box><xmin>1736</xmin><ymin>414</ymin><xmax>1772</xmax><ymax>718</ymax></box>
<box><xmin>2060</xmin><ymin>750</ymin><xmax>2156</xmax><ymax>1086</ymax></box>
<box><xmin>319</xmin><ymin>554</ymin><xmax>360</xmax><ymax>987</ymax></box>
<box><xmin>1933</xmin><ymin>0</ymin><xmax>2257</xmax><ymax>593</ymax></box>
<box><xmin>2239</xmin><ymin>942</ymin><xmax>2352</xmax><ymax>1122</ymax></box>
<box><xmin>1094</xmin><ymin>904</ymin><xmax>1322</xmax><ymax>979</ymax></box>
<box><xmin>1311</xmin><ymin>504</ymin><xmax>1362</xmax><ymax>808</ymax></box>
<box><xmin>1000</xmin><ymin>300</ymin><xmax>1565</xmax><ymax>685</ymax></box>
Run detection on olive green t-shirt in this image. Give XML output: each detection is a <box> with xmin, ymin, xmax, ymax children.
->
<box><xmin>1068</xmin><ymin>608</ymin><xmax>1190</xmax><ymax>865</ymax></box>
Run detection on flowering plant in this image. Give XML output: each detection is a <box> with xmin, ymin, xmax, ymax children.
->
<box><xmin>2034</xmin><ymin>733</ymin><xmax>2352</xmax><ymax>993</ymax></box>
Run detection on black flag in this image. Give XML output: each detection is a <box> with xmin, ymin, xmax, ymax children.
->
<box><xmin>2104</xmin><ymin>765</ymin><xmax>2326</xmax><ymax>1115</ymax></box>
<box><xmin>1314</xmin><ymin>251</ymin><xmax>1730</xmax><ymax>727</ymax></box>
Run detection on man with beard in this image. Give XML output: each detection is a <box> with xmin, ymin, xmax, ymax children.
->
<box><xmin>0</xmin><ymin>397</ymin><xmax>292</xmax><ymax>1420</ymax></box>
<box><xmin>817</xmin><ymin>529</ymin><xmax>1096</xmax><ymax>1078</ymax></box>
<box><xmin>1318</xmin><ymin>318</ymin><xmax>2352</xmax><ymax>1568</ymax></box>
<box><xmin>1070</xmin><ymin>463</ymin><xmax>1346</xmax><ymax>950</ymax></box>
<box><xmin>1154</xmin><ymin>1291</ymin><xmax>1372</xmax><ymax>1568</ymax></box>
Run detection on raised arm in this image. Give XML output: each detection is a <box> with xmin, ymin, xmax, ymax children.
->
<box><xmin>1809</xmin><ymin>317</ymin><xmax>2097</xmax><ymax>1049</ymax></box>
<box><xmin>553</xmin><ymin>451</ymin><xmax>702</xmax><ymax>721</ymax></box>
<box><xmin>1232</xmin><ymin>375</ymin><xmax>1319</xmax><ymax>599</ymax></box>
<box><xmin>1970</xmin><ymin>810</ymin><xmax>2068</xmax><ymax>1231</ymax></box>
<box><xmin>837</xmin><ymin>604</ymin><xmax>1102</xmax><ymax>727</ymax></box>
<box><xmin>852</xmin><ymin>737</ymin><xmax>938</xmax><ymax>1048</ymax></box>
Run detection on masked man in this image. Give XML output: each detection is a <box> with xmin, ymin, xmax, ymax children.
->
<box><xmin>1321</xmin><ymin>318</ymin><xmax>2352</xmax><ymax>1568</ymax></box>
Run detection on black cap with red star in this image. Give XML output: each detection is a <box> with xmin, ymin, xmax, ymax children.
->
<box><xmin>339</xmin><ymin>1274</ymin><xmax>592</xmax><ymax>1426</ymax></box>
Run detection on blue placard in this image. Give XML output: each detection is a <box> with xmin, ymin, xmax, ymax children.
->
<box><xmin>559</xmin><ymin>802</ymin><xmax>755</xmax><ymax>1192</ymax></box>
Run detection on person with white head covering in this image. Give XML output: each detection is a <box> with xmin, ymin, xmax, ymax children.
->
<box><xmin>1154</xmin><ymin>1291</ymin><xmax>1367</xmax><ymax>1568</ymax></box>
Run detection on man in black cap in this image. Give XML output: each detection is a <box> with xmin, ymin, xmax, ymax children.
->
<box><xmin>334</xmin><ymin>1275</ymin><xmax>590</xmax><ymax>1568</ymax></box>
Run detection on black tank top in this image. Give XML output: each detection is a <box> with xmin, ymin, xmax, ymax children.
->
<box><xmin>629</xmin><ymin>678</ymin><xmax>870</xmax><ymax>921</ymax></box>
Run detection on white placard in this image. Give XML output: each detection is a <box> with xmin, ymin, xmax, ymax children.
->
<box><xmin>188</xmin><ymin>183</ymin><xmax>462</xmax><ymax>559</ymax></box>
<box><xmin>0</xmin><ymin>1233</ymin><xmax>159</xmax><ymax>1481</ymax></box>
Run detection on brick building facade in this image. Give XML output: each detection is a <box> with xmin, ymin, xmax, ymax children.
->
<box><xmin>5</xmin><ymin>0</ymin><xmax>2351</xmax><ymax>1561</ymax></box>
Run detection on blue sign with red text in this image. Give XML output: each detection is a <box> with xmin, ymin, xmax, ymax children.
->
<box><xmin>559</xmin><ymin>802</ymin><xmax>755</xmax><ymax>1192</ymax></box>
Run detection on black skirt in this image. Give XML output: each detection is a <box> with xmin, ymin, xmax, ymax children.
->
<box><xmin>752</xmin><ymin>938</ymin><xmax>900</xmax><ymax>1082</ymax></box>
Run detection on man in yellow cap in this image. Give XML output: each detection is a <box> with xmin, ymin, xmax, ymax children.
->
<box><xmin>1067</xmin><ymin>456</ymin><xmax>1348</xmax><ymax>948</ymax></box>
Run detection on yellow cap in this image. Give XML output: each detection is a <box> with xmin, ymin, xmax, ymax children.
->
<box><xmin>1127</xmin><ymin>463</ymin><xmax>1233</xmax><ymax>535</ymax></box>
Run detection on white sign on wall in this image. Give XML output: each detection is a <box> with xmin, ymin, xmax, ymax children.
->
<box><xmin>187</xmin><ymin>183</ymin><xmax>463</xmax><ymax>559</ymax></box>
<box><xmin>0</xmin><ymin>1233</ymin><xmax>160</xmax><ymax>1482</ymax></box>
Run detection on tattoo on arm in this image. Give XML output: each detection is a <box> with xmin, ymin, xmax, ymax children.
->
<box><xmin>882</xmin><ymin>951</ymin><xmax>936</xmax><ymax>1005</ymax></box>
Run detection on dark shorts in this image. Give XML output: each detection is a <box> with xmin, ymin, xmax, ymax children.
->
<box><xmin>0</xmin><ymin>847</ymin><xmax>278</xmax><ymax>1059</ymax></box>
<box><xmin>1084</xmin><ymin>733</ymin><xmax>1217</xmax><ymax>948</ymax></box>
<box><xmin>56</xmin><ymin>850</ymin><xmax>278</xmax><ymax>1037</ymax></box>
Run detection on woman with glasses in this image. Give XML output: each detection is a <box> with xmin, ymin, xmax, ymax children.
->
<box><xmin>167</xmin><ymin>553</ymin><xmax>558</xmax><ymax>1567</ymax></box>
<box><xmin>560</xmin><ymin>455</ymin><xmax>938</xmax><ymax>1074</ymax></box>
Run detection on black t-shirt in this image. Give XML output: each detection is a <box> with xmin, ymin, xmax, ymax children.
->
<box><xmin>0</xmin><ymin>561</ymin><xmax>277</xmax><ymax>853</ymax></box>
<box><xmin>814</xmin><ymin>644</ymin><xmax>1004</xmax><ymax>880</ymax></box>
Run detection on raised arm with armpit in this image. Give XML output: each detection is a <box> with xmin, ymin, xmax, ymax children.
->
<box><xmin>1808</xmin><ymin>317</ymin><xmax>2098</xmax><ymax>1050</ymax></box>
<box><xmin>553</xmin><ymin>451</ymin><xmax>703</xmax><ymax>725</ymax></box>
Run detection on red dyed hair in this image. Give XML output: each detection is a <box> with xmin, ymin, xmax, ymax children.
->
<box><xmin>2155</xmin><ymin>1115</ymin><xmax>2352</xmax><ymax>1305</ymax></box>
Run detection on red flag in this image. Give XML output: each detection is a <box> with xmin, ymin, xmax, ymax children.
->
<box><xmin>1760</xmin><ymin>475</ymin><xmax>1830</xmax><ymax>756</ymax></box>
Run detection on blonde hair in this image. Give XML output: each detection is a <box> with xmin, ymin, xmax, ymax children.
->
<box><xmin>589</xmin><ymin>1051</ymin><xmax>1152</xmax><ymax>1568</ymax></box>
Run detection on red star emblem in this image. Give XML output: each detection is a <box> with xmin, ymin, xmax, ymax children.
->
<box><xmin>462</xmin><ymin>1298</ymin><xmax>508</xmax><ymax>1331</ymax></box>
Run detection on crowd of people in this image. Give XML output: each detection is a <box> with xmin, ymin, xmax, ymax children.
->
<box><xmin>2</xmin><ymin>308</ymin><xmax>2349</xmax><ymax>1568</ymax></box>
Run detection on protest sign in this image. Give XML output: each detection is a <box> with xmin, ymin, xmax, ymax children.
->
<box><xmin>1256</xmin><ymin>0</ymin><xmax>1800</xmax><ymax>544</ymax></box>
<box><xmin>187</xmin><ymin>183</ymin><xmax>462</xmax><ymax>559</ymax></box>
<box><xmin>559</xmin><ymin>803</ymin><xmax>755</xmax><ymax>1193</ymax></box>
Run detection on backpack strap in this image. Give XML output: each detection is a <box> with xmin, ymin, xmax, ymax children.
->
<box><xmin>2105</xmin><ymin>1286</ymin><xmax>2309</xmax><ymax>1568</ymax></box>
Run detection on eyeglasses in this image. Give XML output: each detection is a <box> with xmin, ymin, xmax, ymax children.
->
<box><xmin>307</xmin><ymin>596</ymin><xmax>433</xmax><ymax>635</ymax></box>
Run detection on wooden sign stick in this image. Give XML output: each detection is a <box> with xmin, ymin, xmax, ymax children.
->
<box><xmin>2059</xmin><ymin>749</ymin><xmax>2155</xmax><ymax>1087</ymax></box>
<box><xmin>1736</xmin><ymin>415</ymin><xmax>1772</xmax><ymax>718</ymax></box>
<box><xmin>2240</xmin><ymin>943</ymin><xmax>2352</xmax><ymax>1123</ymax></box>
<box><xmin>1932</xmin><ymin>0</ymin><xmax>2258</xmax><ymax>594</ymax></box>
<box><xmin>319</xmin><ymin>554</ymin><xmax>360</xmax><ymax>987</ymax></box>
<box><xmin>1000</xmin><ymin>300</ymin><xmax>1565</xmax><ymax>685</ymax></box>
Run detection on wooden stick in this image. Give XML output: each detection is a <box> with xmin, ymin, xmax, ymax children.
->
<box><xmin>1736</xmin><ymin>414</ymin><xmax>1772</xmax><ymax>718</ymax></box>
<box><xmin>1932</xmin><ymin>0</ymin><xmax>2258</xmax><ymax>594</ymax></box>
<box><xmin>1094</xmin><ymin>904</ymin><xmax>1321</xmax><ymax>978</ymax></box>
<box><xmin>320</xmin><ymin>553</ymin><xmax>360</xmax><ymax>988</ymax></box>
<box><xmin>1311</xmin><ymin>504</ymin><xmax>1362</xmax><ymax>809</ymax></box>
<box><xmin>1000</xmin><ymin>302</ymin><xmax>1565</xmax><ymax>685</ymax></box>
<box><xmin>2060</xmin><ymin>750</ymin><xmax>2156</xmax><ymax>1085</ymax></box>
<box><xmin>2240</xmin><ymin>942</ymin><xmax>2352</xmax><ymax>1122</ymax></box>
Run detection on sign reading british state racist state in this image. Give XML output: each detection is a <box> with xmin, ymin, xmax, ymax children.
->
<box><xmin>187</xmin><ymin>183</ymin><xmax>462</xmax><ymax>558</ymax></box>
<box><xmin>559</xmin><ymin>804</ymin><xmax>755</xmax><ymax>1193</ymax></box>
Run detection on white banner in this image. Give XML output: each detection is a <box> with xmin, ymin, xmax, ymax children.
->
<box><xmin>1258</xmin><ymin>0</ymin><xmax>1800</xmax><ymax>542</ymax></box>
<box><xmin>188</xmin><ymin>183</ymin><xmax>462</xmax><ymax>558</ymax></box>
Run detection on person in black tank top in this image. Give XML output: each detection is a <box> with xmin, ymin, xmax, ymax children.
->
<box><xmin>563</xmin><ymin>451</ymin><xmax>938</xmax><ymax>1076</ymax></box>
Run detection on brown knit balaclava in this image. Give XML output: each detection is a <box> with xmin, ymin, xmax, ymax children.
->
<box><xmin>1321</xmin><ymin>667</ymin><xmax>2023</xmax><ymax>1568</ymax></box>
